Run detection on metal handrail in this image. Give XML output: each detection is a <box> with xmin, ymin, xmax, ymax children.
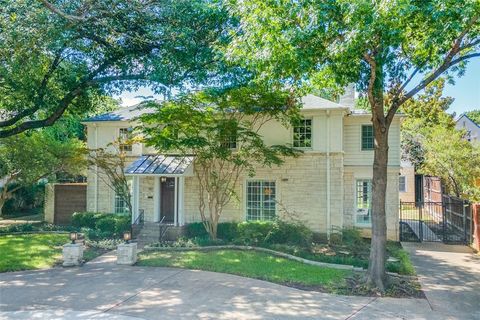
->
<box><xmin>133</xmin><ymin>209</ymin><xmax>145</xmax><ymax>226</ymax></box>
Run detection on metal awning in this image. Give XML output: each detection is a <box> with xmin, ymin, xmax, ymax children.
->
<box><xmin>125</xmin><ymin>155</ymin><xmax>194</xmax><ymax>176</ymax></box>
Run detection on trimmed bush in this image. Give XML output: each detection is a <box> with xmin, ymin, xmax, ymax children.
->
<box><xmin>185</xmin><ymin>222</ymin><xmax>209</xmax><ymax>238</ymax></box>
<box><xmin>115</xmin><ymin>215</ymin><xmax>131</xmax><ymax>235</ymax></box>
<box><xmin>265</xmin><ymin>220</ymin><xmax>313</xmax><ymax>248</ymax></box>
<box><xmin>71</xmin><ymin>212</ymin><xmax>97</xmax><ymax>229</ymax></box>
<box><xmin>236</xmin><ymin>221</ymin><xmax>275</xmax><ymax>245</ymax></box>
<box><xmin>95</xmin><ymin>216</ymin><xmax>116</xmax><ymax>235</ymax></box>
<box><xmin>217</xmin><ymin>222</ymin><xmax>239</xmax><ymax>241</ymax></box>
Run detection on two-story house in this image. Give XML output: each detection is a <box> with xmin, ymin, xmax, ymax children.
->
<box><xmin>83</xmin><ymin>94</ymin><xmax>401</xmax><ymax>240</ymax></box>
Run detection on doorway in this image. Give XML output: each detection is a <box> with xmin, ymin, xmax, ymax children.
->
<box><xmin>160</xmin><ymin>177</ymin><xmax>175</xmax><ymax>223</ymax></box>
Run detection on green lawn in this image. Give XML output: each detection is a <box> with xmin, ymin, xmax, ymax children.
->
<box><xmin>138</xmin><ymin>249</ymin><xmax>351</xmax><ymax>289</ymax></box>
<box><xmin>0</xmin><ymin>234</ymin><xmax>68</xmax><ymax>272</ymax></box>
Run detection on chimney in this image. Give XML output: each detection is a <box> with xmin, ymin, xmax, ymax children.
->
<box><xmin>338</xmin><ymin>84</ymin><xmax>355</xmax><ymax>108</ymax></box>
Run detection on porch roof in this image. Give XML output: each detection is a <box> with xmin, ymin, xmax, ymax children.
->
<box><xmin>125</xmin><ymin>155</ymin><xmax>194</xmax><ymax>176</ymax></box>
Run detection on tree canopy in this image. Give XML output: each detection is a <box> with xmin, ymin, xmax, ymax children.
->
<box><xmin>0</xmin><ymin>0</ymin><xmax>235</xmax><ymax>137</ymax></box>
<box><xmin>226</xmin><ymin>0</ymin><xmax>480</xmax><ymax>290</ymax></box>
<box><xmin>0</xmin><ymin>130</ymin><xmax>85</xmax><ymax>214</ymax></box>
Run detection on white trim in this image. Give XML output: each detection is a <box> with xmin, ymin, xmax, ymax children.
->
<box><xmin>174</xmin><ymin>177</ymin><xmax>178</xmax><ymax>226</ymax></box>
<box><xmin>326</xmin><ymin>110</ymin><xmax>331</xmax><ymax>238</ymax></box>
<box><xmin>291</xmin><ymin>117</ymin><xmax>313</xmax><ymax>150</ymax></box>
<box><xmin>94</xmin><ymin>124</ymin><xmax>99</xmax><ymax>212</ymax></box>
<box><xmin>178</xmin><ymin>177</ymin><xmax>185</xmax><ymax>225</ymax></box>
<box><xmin>244</xmin><ymin>179</ymin><xmax>278</xmax><ymax>221</ymax></box>
<box><xmin>131</xmin><ymin>176</ymin><xmax>140</xmax><ymax>224</ymax></box>
<box><xmin>354</xmin><ymin>178</ymin><xmax>372</xmax><ymax>227</ymax></box>
<box><xmin>153</xmin><ymin>177</ymin><xmax>160</xmax><ymax>222</ymax></box>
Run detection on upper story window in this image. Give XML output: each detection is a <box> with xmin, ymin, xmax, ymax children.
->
<box><xmin>293</xmin><ymin>119</ymin><xmax>312</xmax><ymax>148</ymax></box>
<box><xmin>361</xmin><ymin>125</ymin><xmax>374</xmax><ymax>150</ymax></box>
<box><xmin>221</xmin><ymin>134</ymin><xmax>237</xmax><ymax>150</ymax></box>
<box><xmin>119</xmin><ymin>128</ymin><xmax>132</xmax><ymax>152</ymax></box>
<box><xmin>399</xmin><ymin>176</ymin><xmax>407</xmax><ymax>192</ymax></box>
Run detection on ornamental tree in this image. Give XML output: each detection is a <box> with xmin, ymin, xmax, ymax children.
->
<box><xmin>0</xmin><ymin>131</ymin><xmax>85</xmax><ymax>215</ymax></box>
<box><xmin>141</xmin><ymin>85</ymin><xmax>300</xmax><ymax>239</ymax></box>
<box><xmin>227</xmin><ymin>0</ymin><xmax>480</xmax><ymax>290</ymax></box>
<box><xmin>0</xmin><ymin>0</ymin><xmax>231</xmax><ymax>137</ymax></box>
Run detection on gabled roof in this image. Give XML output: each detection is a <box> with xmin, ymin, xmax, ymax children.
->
<box><xmin>300</xmin><ymin>94</ymin><xmax>349</xmax><ymax>110</ymax></box>
<box><xmin>456</xmin><ymin>113</ymin><xmax>480</xmax><ymax>129</ymax></box>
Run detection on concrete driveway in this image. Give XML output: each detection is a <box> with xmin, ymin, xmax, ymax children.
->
<box><xmin>402</xmin><ymin>242</ymin><xmax>480</xmax><ymax>320</ymax></box>
<box><xmin>0</xmin><ymin>252</ymin><xmax>446</xmax><ymax>320</ymax></box>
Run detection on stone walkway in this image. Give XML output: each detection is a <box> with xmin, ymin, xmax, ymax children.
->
<box><xmin>403</xmin><ymin>242</ymin><xmax>480</xmax><ymax>320</ymax></box>
<box><xmin>0</xmin><ymin>251</ymin><xmax>450</xmax><ymax>320</ymax></box>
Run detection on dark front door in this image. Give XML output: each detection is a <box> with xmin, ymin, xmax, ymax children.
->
<box><xmin>161</xmin><ymin>178</ymin><xmax>175</xmax><ymax>223</ymax></box>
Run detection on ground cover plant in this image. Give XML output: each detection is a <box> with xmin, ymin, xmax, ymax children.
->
<box><xmin>181</xmin><ymin>222</ymin><xmax>415</xmax><ymax>275</ymax></box>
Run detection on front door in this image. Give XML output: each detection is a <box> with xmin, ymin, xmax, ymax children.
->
<box><xmin>160</xmin><ymin>178</ymin><xmax>175</xmax><ymax>223</ymax></box>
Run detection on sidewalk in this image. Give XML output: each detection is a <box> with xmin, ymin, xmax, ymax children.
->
<box><xmin>402</xmin><ymin>242</ymin><xmax>480</xmax><ymax>320</ymax></box>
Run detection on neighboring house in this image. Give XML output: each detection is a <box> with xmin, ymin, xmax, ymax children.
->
<box><xmin>399</xmin><ymin>160</ymin><xmax>415</xmax><ymax>203</ymax></box>
<box><xmin>455</xmin><ymin>113</ymin><xmax>480</xmax><ymax>143</ymax></box>
<box><xmin>83</xmin><ymin>93</ymin><xmax>402</xmax><ymax>240</ymax></box>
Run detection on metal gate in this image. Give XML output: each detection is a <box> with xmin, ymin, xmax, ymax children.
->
<box><xmin>400</xmin><ymin>197</ymin><xmax>472</xmax><ymax>244</ymax></box>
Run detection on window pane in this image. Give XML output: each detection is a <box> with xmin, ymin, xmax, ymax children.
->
<box><xmin>119</xmin><ymin>128</ymin><xmax>132</xmax><ymax>152</ymax></box>
<box><xmin>399</xmin><ymin>176</ymin><xmax>406</xmax><ymax>192</ymax></box>
<box><xmin>356</xmin><ymin>179</ymin><xmax>372</xmax><ymax>224</ymax></box>
<box><xmin>361</xmin><ymin>125</ymin><xmax>374</xmax><ymax>150</ymax></box>
<box><xmin>246</xmin><ymin>181</ymin><xmax>276</xmax><ymax>221</ymax></box>
<box><xmin>293</xmin><ymin>119</ymin><xmax>312</xmax><ymax>148</ymax></box>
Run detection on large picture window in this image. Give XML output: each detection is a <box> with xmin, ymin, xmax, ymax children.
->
<box><xmin>356</xmin><ymin>179</ymin><xmax>372</xmax><ymax>225</ymax></box>
<box><xmin>246</xmin><ymin>180</ymin><xmax>276</xmax><ymax>221</ymax></box>
<box><xmin>293</xmin><ymin>119</ymin><xmax>312</xmax><ymax>148</ymax></box>
<box><xmin>114</xmin><ymin>193</ymin><xmax>129</xmax><ymax>214</ymax></box>
<box><xmin>361</xmin><ymin>125</ymin><xmax>374</xmax><ymax>150</ymax></box>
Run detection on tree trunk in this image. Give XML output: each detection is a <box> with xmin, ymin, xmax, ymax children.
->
<box><xmin>0</xmin><ymin>198</ymin><xmax>5</xmax><ymax>216</ymax></box>
<box><xmin>367</xmin><ymin>120</ymin><xmax>389</xmax><ymax>291</ymax></box>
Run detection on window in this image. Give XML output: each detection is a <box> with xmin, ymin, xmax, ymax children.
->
<box><xmin>399</xmin><ymin>176</ymin><xmax>407</xmax><ymax>192</ymax></box>
<box><xmin>119</xmin><ymin>128</ymin><xmax>132</xmax><ymax>152</ymax></box>
<box><xmin>356</xmin><ymin>179</ymin><xmax>372</xmax><ymax>225</ymax></box>
<box><xmin>221</xmin><ymin>134</ymin><xmax>237</xmax><ymax>149</ymax></box>
<box><xmin>114</xmin><ymin>193</ymin><xmax>129</xmax><ymax>214</ymax></box>
<box><xmin>246</xmin><ymin>180</ymin><xmax>276</xmax><ymax>221</ymax></box>
<box><xmin>361</xmin><ymin>125</ymin><xmax>374</xmax><ymax>150</ymax></box>
<box><xmin>293</xmin><ymin>119</ymin><xmax>312</xmax><ymax>148</ymax></box>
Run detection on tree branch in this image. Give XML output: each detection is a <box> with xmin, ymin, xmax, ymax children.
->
<box><xmin>39</xmin><ymin>0</ymin><xmax>87</xmax><ymax>22</ymax></box>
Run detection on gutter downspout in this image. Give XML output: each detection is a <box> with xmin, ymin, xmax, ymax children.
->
<box><xmin>326</xmin><ymin>110</ymin><xmax>331</xmax><ymax>240</ymax></box>
<box><xmin>94</xmin><ymin>124</ymin><xmax>99</xmax><ymax>212</ymax></box>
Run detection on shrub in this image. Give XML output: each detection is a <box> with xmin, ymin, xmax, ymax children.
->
<box><xmin>0</xmin><ymin>223</ymin><xmax>35</xmax><ymax>234</ymax></box>
<box><xmin>185</xmin><ymin>222</ymin><xmax>209</xmax><ymax>238</ymax></box>
<box><xmin>71</xmin><ymin>212</ymin><xmax>97</xmax><ymax>229</ymax></box>
<box><xmin>265</xmin><ymin>219</ymin><xmax>313</xmax><ymax>248</ymax></box>
<box><xmin>95</xmin><ymin>216</ymin><xmax>116</xmax><ymax>236</ymax></box>
<box><xmin>114</xmin><ymin>215</ymin><xmax>131</xmax><ymax>235</ymax></box>
<box><xmin>236</xmin><ymin>221</ymin><xmax>275</xmax><ymax>245</ymax></box>
<box><xmin>217</xmin><ymin>222</ymin><xmax>239</xmax><ymax>241</ymax></box>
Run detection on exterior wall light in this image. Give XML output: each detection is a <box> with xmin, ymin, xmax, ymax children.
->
<box><xmin>160</xmin><ymin>177</ymin><xmax>167</xmax><ymax>183</ymax></box>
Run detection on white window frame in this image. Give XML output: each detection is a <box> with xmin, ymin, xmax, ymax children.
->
<box><xmin>113</xmin><ymin>179</ymin><xmax>132</xmax><ymax>215</ymax></box>
<box><xmin>399</xmin><ymin>175</ymin><xmax>407</xmax><ymax>193</ymax></box>
<box><xmin>292</xmin><ymin>118</ymin><xmax>313</xmax><ymax>149</ymax></box>
<box><xmin>245</xmin><ymin>180</ymin><xmax>277</xmax><ymax>221</ymax></box>
<box><xmin>119</xmin><ymin>127</ymin><xmax>133</xmax><ymax>152</ymax></box>
<box><xmin>355</xmin><ymin>179</ymin><xmax>372</xmax><ymax>226</ymax></box>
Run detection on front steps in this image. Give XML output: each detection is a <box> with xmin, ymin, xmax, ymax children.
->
<box><xmin>136</xmin><ymin>222</ymin><xmax>186</xmax><ymax>245</ymax></box>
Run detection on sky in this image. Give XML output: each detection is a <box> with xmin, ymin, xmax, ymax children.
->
<box><xmin>117</xmin><ymin>59</ymin><xmax>480</xmax><ymax>115</ymax></box>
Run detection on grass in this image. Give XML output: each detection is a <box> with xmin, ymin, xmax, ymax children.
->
<box><xmin>0</xmin><ymin>233</ymin><xmax>109</xmax><ymax>272</ymax></box>
<box><xmin>138</xmin><ymin>249</ymin><xmax>351</xmax><ymax>290</ymax></box>
<box><xmin>0</xmin><ymin>233</ymin><xmax>68</xmax><ymax>272</ymax></box>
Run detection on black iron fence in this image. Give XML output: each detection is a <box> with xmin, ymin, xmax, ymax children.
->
<box><xmin>400</xmin><ymin>196</ymin><xmax>472</xmax><ymax>244</ymax></box>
